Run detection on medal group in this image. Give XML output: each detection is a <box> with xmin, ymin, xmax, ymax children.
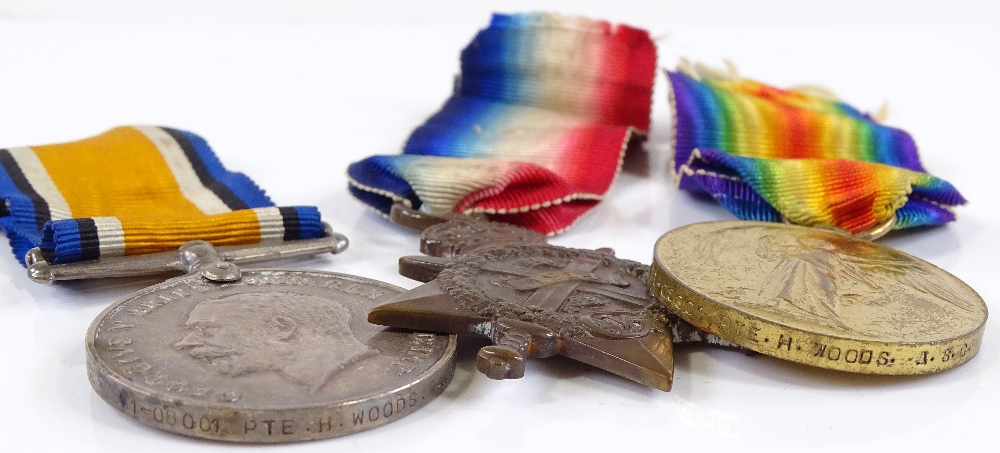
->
<box><xmin>0</xmin><ymin>12</ymin><xmax>987</xmax><ymax>443</ymax></box>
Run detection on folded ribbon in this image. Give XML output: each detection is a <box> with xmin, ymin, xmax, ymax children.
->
<box><xmin>0</xmin><ymin>126</ymin><xmax>324</xmax><ymax>265</ymax></box>
<box><xmin>668</xmin><ymin>63</ymin><xmax>965</xmax><ymax>233</ymax></box>
<box><xmin>348</xmin><ymin>12</ymin><xmax>656</xmax><ymax>235</ymax></box>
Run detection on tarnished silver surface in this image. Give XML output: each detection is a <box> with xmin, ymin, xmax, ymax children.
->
<box><xmin>86</xmin><ymin>269</ymin><xmax>456</xmax><ymax>442</ymax></box>
<box><xmin>27</xmin><ymin>222</ymin><xmax>349</xmax><ymax>283</ymax></box>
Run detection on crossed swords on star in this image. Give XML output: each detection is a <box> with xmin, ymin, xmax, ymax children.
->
<box><xmin>482</xmin><ymin>254</ymin><xmax>655</xmax><ymax>315</ymax></box>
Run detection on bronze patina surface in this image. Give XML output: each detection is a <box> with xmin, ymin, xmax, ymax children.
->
<box><xmin>369</xmin><ymin>219</ymin><xmax>739</xmax><ymax>392</ymax></box>
<box><xmin>371</xmin><ymin>244</ymin><xmax>676</xmax><ymax>390</ymax></box>
<box><xmin>650</xmin><ymin>221</ymin><xmax>987</xmax><ymax>374</ymax></box>
<box><xmin>87</xmin><ymin>270</ymin><xmax>456</xmax><ymax>442</ymax></box>
<box><xmin>420</xmin><ymin>217</ymin><xmax>547</xmax><ymax>258</ymax></box>
<box><xmin>369</xmin><ymin>217</ymin><xmax>734</xmax><ymax>391</ymax></box>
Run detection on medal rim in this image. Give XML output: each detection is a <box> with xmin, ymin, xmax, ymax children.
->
<box><xmin>650</xmin><ymin>221</ymin><xmax>987</xmax><ymax>375</ymax></box>
<box><xmin>85</xmin><ymin>268</ymin><xmax>458</xmax><ymax>442</ymax></box>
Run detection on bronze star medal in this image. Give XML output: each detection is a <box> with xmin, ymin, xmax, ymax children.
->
<box><xmin>368</xmin><ymin>218</ymin><xmax>734</xmax><ymax>392</ymax></box>
<box><xmin>370</xmin><ymin>243</ymin><xmax>675</xmax><ymax>390</ymax></box>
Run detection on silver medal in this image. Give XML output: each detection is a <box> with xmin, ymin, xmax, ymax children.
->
<box><xmin>51</xmin><ymin>231</ymin><xmax>458</xmax><ymax>442</ymax></box>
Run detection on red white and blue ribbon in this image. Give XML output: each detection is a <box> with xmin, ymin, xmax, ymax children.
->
<box><xmin>348</xmin><ymin>13</ymin><xmax>656</xmax><ymax>235</ymax></box>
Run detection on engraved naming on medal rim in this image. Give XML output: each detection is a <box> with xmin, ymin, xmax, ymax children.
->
<box><xmin>87</xmin><ymin>270</ymin><xmax>457</xmax><ymax>443</ymax></box>
<box><xmin>650</xmin><ymin>221</ymin><xmax>987</xmax><ymax>375</ymax></box>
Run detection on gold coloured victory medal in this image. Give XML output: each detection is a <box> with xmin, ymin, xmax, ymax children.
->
<box><xmin>649</xmin><ymin>221</ymin><xmax>987</xmax><ymax>374</ymax></box>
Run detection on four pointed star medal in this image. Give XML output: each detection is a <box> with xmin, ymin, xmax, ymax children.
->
<box><xmin>368</xmin><ymin>218</ymin><xmax>733</xmax><ymax>392</ymax></box>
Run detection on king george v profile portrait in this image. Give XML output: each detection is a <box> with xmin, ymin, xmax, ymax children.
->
<box><xmin>174</xmin><ymin>292</ymin><xmax>376</xmax><ymax>394</ymax></box>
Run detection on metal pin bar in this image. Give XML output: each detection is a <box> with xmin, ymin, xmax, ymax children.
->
<box><xmin>26</xmin><ymin>223</ymin><xmax>349</xmax><ymax>284</ymax></box>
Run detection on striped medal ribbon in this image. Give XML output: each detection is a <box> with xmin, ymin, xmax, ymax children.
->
<box><xmin>667</xmin><ymin>61</ymin><xmax>965</xmax><ymax>234</ymax></box>
<box><xmin>0</xmin><ymin>126</ymin><xmax>324</xmax><ymax>266</ymax></box>
<box><xmin>347</xmin><ymin>12</ymin><xmax>656</xmax><ymax>235</ymax></box>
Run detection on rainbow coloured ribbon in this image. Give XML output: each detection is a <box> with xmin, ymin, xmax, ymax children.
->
<box><xmin>0</xmin><ymin>126</ymin><xmax>324</xmax><ymax>265</ymax></box>
<box><xmin>668</xmin><ymin>63</ymin><xmax>965</xmax><ymax>233</ymax></box>
<box><xmin>348</xmin><ymin>12</ymin><xmax>656</xmax><ymax>235</ymax></box>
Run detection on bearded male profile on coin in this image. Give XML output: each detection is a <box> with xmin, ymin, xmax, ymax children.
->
<box><xmin>174</xmin><ymin>292</ymin><xmax>377</xmax><ymax>394</ymax></box>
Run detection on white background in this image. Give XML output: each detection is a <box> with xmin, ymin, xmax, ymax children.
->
<box><xmin>1</xmin><ymin>1</ymin><xmax>998</xmax><ymax>451</ymax></box>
